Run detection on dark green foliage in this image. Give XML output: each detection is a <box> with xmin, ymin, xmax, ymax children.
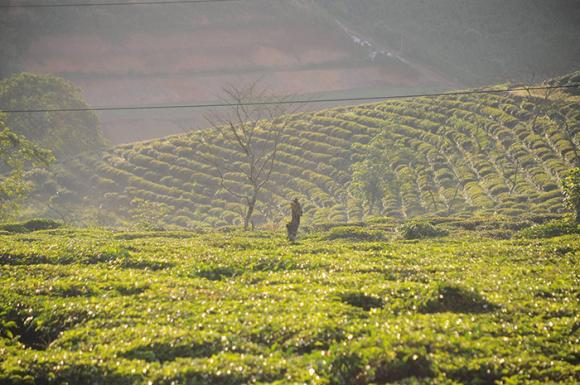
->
<box><xmin>0</xmin><ymin>218</ymin><xmax>61</xmax><ymax>233</ymax></box>
<box><xmin>195</xmin><ymin>265</ymin><xmax>240</xmax><ymax>281</ymax></box>
<box><xmin>419</xmin><ymin>283</ymin><xmax>495</xmax><ymax>314</ymax></box>
<box><xmin>325</xmin><ymin>226</ymin><xmax>385</xmax><ymax>241</ymax></box>
<box><xmin>0</xmin><ymin>73</ymin><xmax>105</xmax><ymax>159</ymax></box>
<box><xmin>0</xmin><ymin>362</ymin><xmax>137</xmax><ymax>385</ymax></box>
<box><xmin>0</xmin><ymin>299</ymin><xmax>90</xmax><ymax>350</ymax></box>
<box><xmin>122</xmin><ymin>340</ymin><xmax>221</xmax><ymax>362</ymax></box>
<box><xmin>517</xmin><ymin>219</ymin><xmax>580</xmax><ymax>239</ymax></box>
<box><xmin>113</xmin><ymin>283</ymin><xmax>149</xmax><ymax>296</ymax></box>
<box><xmin>328</xmin><ymin>341</ymin><xmax>434</xmax><ymax>385</ymax></box>
<box><xmin>15</xmin><ymin>218</ymin><xmax>61</xmax><ymax>232</ymax></box>
<box><xmin>562</xmin><ymin>167</ymin><xmax>580</xmax><ymax>223</ymax></box>
<box><xmin>446</xmin><ymin>362</ymin><xmax>507</xmax><ymax>385</ymax></box>
<box><xmin>398</xmin><ymin>221</ymin><xmax>448</xmax><ymax>240</ymax></box>
<box><xmin>0</xmin><ymin>114</ymin><xmax>55</xmax><ymax>218</ymax></box>
<box><xmin>338</xmin><ymin>291</ymin><xmax>384</xmax><ymax>310</ymax></box>
<box><xmin>372</xmin><ymin>352</ymin><xmax>434</xmax><ymax>383</ymax></box>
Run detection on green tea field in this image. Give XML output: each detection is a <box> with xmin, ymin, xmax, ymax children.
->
<box><xmin>2</xmin><ymin>4</ymin><xmax>580</xmax><ymax>385</ymax></box>
<box><xmin>28</xmin><ymin>82</ymin><xmax>579</xmax><ymax>229</ymax></box>
<box><xmin>1</xmin><ymin>226</ymin><xmax>578</xmax><ymax>384</ymax></box>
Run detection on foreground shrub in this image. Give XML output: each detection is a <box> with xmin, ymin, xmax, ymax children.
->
<box><xmin>517</xmin><ymin>219</ymin><xmax>580</xmax><ymax>239</ymax></box>
<box><xmin>562</xmin><ymin>167</ymin><xmax>580</xmax><ymax>223</ymax></box>
<box><xmin>365</xmin><ymin>216</ymin><xmax>399</xmax><ymax>225</ymax></box>
<box><xmin>338</xmin><ymin>291</ymin><xmax>384</xmax><ymax>310</ymax></box>
<box><xmin>0</xmin><ymin>218</ymin><xmax>62</xmax><ymax>233</ymax></box>
<box><xmin>328</xmin><ymin>339</ymin><xmax>434</xmax><ymax>385</ymax></box>
<box><xmin>398</xmin><ymin>221</ymin><xmax>448</xmax><ymax>240</ymax></box>
<box><xmin>1</xmin><ymin>225</ymin><xmax>578</xmax><ymax>383</ymax></box>
<box><xmin>0</xmin><ymin>299</ymin><xmax>90</xmax><ymax>350</ymax></box>
<box><xmin>418</xmin><ymin>283</ymin><xmax>495</xmax><ymax>314</ymax></box>
<box><xmin>325</xmin><ymin>226</ymin><xmax>385</xmax><ymax>241</ymax></box>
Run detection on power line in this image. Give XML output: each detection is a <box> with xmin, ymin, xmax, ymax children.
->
<box><xmin>0</xmin><ymin>0</ymin><xmax>241</xmax><ymax>8</ymax></box>
<box><xmin>1</xmin><ymin>84</ymin><xmax>578</xmax><ymax>114</ymax></box>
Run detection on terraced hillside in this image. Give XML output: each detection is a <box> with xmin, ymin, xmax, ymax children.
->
<box><xmin>28</xmin><ymin>80</ymin><xmax>579</xmax><ymax>228</ymax></box>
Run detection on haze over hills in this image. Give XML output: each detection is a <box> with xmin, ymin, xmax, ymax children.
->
<box><xmin>2</xmin><ymin>3</ymin><xmax>580</xmax><ymax>383</ymax></box>
<box><xmin>2</xmin><ymin>0</ymin><xmax>578</xmax><ymax>143</ymax></box>
<box><xmin>316</xmin><ymin>0</ymin><xmax>580</xmax><ymax>85</ymax></box>
<box><xmin>1</xmin><ymin>0</ymin><xmax>450</xmax><ymax>143</ymax></box>
<box><xmin>26</xmin><ymin>73</ymin><xmax>580</xmax><ymax>228</ymax></box>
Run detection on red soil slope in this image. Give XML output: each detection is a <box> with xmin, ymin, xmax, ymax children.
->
<box><xmin>21</xmin><ymin>3</ymin><xmax>450</xmax><ymax>143</ymax></box>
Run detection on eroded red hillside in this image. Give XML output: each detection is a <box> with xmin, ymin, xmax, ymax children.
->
<box><xmin>20</xmin><ymin>2</ymin><xmax>450</xmax><ymax>143</ymax></box>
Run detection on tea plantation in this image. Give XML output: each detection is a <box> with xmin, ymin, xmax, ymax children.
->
<box><xmin>0</xmin><ymin>226</ymin><xmax>578</xmax><ymax>384</ymax></box>
<box><xmin>27</xmin><ymin>76</ymin><xmax>580</xmax><ymax>228</ymax></box>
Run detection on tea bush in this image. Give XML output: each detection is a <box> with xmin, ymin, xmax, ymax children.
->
<box><xmin>338</xmin><ymin>291</ymin><xmax>384</xmax><ymax>310</ymax></box>
<box><xmin>398</xmin><ymin>221</ymin><xmax>448</xmax><ymax>240</ymax></box>
<box><xmin>324</xmin><ymin>226</ymin><xmax>385</xmax><ymax>241</ymax></box>
<box><xmin>0</xmin><ymin>218</ymin><xmax>62</xmax><ymax>233</ymax></box>
<box><xmin>0</xmin><ymin>228</ymin><xmax>577</xmax><ymax>384</ymax></box>
<box><xmin>418</xmin><ymin>283</ymin><xmax>496</xmax><ymax>313</ymax></box>
<box><xmin>517</xmin><ymin>219</ymin><xmax>580</xmax><ymax>238</ymax></box>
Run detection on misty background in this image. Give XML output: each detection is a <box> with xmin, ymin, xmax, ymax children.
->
<box><xmin>1</xmin><ymin>0</ymin><xmax>579</xmax><ymax>144</ymax></box>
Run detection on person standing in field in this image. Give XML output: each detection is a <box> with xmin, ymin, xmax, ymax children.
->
<box><xmin>286</xmin><ymin>198</ymin><xmax>302</xmax><ymax>242</ymax></box>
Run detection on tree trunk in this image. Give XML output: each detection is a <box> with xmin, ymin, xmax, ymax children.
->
<box><xmin>243</xmin><ymin>195</ymin><xmax>257</xmax><ymax>231</ymax></box>
<box><xmin>367</xmin><ymin>198</ymin><xmax>374</xmax><ymax>217</ymax></box>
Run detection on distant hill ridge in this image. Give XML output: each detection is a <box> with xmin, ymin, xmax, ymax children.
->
<box><xmin>29</xmin><ymin>74</ymin><xmax>580</xmax><ymax>228</ymax></box>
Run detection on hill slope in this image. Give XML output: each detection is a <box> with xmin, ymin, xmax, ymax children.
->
<box><xmin>28</xmin><ymin>77</ymin><xmax>580</xmax><ymax>228</ymax></box>
<box><xmin>315</xmin><ymin>0</ymin><xmax>580</xmax><ymax>85</ymax></box>
<box><xmin>5</xmin><ymin>1</ymin><xmax>579</xmax><ymax>143</ymax></box>
<box><xmin>2</xmin><ymin>0</ymin><xmax>448</xmax><ymax>143</ymax></box>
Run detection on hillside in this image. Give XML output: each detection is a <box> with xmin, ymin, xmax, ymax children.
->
<box><xmin>27</xmin><ymin>76</ymin><xmax>580</xmax><ymax>228</ymax></box>
<box><xmin>2</xmin><ymin>0</ymin><xmax>448</xmax><ymax>143</ymax></box>
<box><xmin>5</xmin><ymin>1</ymin><xmax>579</xmax><ymax>143</ymax></box>
<box><xmin>315</xmin><ymin>0</ymin><xmax>580</xmax><ymax>85</ymax></box>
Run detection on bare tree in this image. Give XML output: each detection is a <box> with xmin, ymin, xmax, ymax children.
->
<box><xmin>495</xmin><ymin>154</ymin><xmax>520</xmax><ymax>196</ymax></box>
<box><xmin>523</xmin><ymin>81</ymin><xmax>556</xmax><ymax>136</ymax></box>
<box><xmin>523</xmin><ymin>79</ymin><xmax>579</xmax><ymax>167</ymax></box>
<box><xmin>553</xmin><ymin>113</ymin><xmax>580</xmax><ymax>167</ymax></box>
<box><xmin>204</xmin><ymin>82</ymin><xmax>300</xmax><ymax>230</ymax></box>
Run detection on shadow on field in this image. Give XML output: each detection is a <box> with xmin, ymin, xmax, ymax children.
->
<box><xmin>1</xmin><ymin>307</ymin><xmax>89</xmax><ymax>350</ymax></box>
<box><xmin>419</xmin><ymin>283</ymin><xmax>497</xmax><ymax>314</ymax></box>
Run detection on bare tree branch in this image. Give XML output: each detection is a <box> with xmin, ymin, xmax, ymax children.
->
<box><xmin>204</xmin><ymin>82</ymin><xmax>301</xmax><ymax>230</ymax></box>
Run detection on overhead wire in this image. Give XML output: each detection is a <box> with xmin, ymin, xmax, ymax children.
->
<box><xmin>1</xmin><ymin>84</ymin><xmax>578</xmax><ymax>114</ymax></box>
<box><xmin>3</xmin><ymin>2</ymin><xmax>577</xmax><ymax>114</ymax></box>
<box><xmin>0</xmin><ymin>0</ymin><xmax>243</xmax><ymax>8</ymax></box>
<box><xmin>4</xmin><ymin>0</ymin><xmax>578</xmax><ymax>181</ymax></box>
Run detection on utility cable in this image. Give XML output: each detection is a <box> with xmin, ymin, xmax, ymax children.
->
<box><xmin>0</xmin><ymin>0</ymin><xmax>242</xmax><ymax>8</ymax></box>
<box><xmin>1</xmin><ymin>83</ymin><xmax>578</xmax><ymax>114</ymax></box>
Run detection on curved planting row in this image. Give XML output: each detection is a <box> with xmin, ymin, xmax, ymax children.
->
<box><xmin>33</xmin><ymin>87</ymin><xmax>579</xmax><ymax>227</ymax></box>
